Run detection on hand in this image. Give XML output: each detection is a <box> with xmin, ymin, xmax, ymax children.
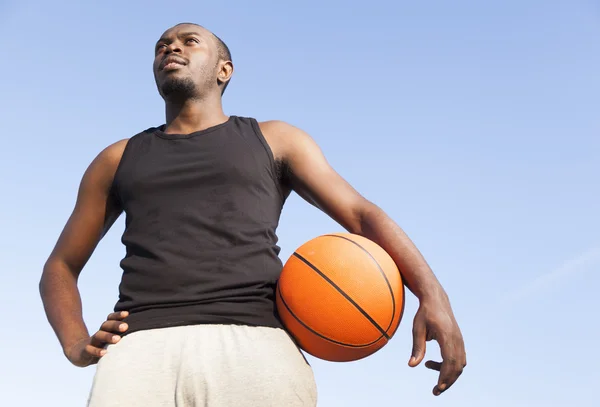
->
<box><xmin>408</xmin><ymin>297</ymin><xmax>466</xmax><ymax>396</ymax></box>
<box><xmin>64</xmin><ymin>311</ymin><xmax>129</xmax><ymax>367</ymax></box>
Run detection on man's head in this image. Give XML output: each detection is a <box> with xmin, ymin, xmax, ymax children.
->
<box><xmin>153</xmin><ymin>23</ymin><xmax>233</xmax><ymax>102</ymax></box>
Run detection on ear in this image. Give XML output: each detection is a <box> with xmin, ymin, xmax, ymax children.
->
<box><xmin>217</xmin><ymin>61</ymin><xmax>234</xmax><ymax>86</ymax></box>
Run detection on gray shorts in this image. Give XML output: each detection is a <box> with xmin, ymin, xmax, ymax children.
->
<box><xmin>86</xmin><ymin>324</ymin><xmax>318</xmax><ymax>407</ymax></box>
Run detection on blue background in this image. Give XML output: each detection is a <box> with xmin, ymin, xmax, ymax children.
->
<box><xmin>1</xmin><ymin>0</ymin><xmax>598</xmax><ymax>405</ymax></box>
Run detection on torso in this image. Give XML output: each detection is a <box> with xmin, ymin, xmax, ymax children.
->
<box><xmin>104</xmin><ymin>115</ymin><xmax>292</xmax><ymax>335</ymax></box>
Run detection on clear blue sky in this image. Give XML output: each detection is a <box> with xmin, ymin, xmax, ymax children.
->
<box><xmin>1</xmin><ymin>0</ymin><xmax>598</xmax><ymax>406</ymax></box>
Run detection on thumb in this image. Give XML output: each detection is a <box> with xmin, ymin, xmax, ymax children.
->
<box><xmin>409</xmin><ymin>317</ymin><xmax>427</xmax><ymax>367</ymax></box>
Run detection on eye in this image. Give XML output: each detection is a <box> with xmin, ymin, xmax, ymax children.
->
<box><xmin>185</xmin><ymin>38</ymin><xmax>200</xmax><ymax>44</ymax></box>
<box><xmin>155</xmin><ymin>44</ymin><xmax>167</xmax><ymax>53</ymax></box>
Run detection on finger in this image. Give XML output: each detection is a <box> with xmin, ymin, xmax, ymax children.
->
<box><xmin>106</xmin><ymin>311</ymin><xmax>129</xmax><ymax>321</ymax></box>
<box><xmin>100</xmin><ymin>320</ymin><xmax>129</xmax><ymax>334</ymax></box>
<box><xmin>85</xmin><ymin>343</ymin><xmax>107</xmax><ymax>359</ymax></box>
<box><xmin>409</xmin><ymin>318</ymin><xmax>427</xmax><ymax>367</ymax></box>
<box><xmin>433</xmin><ymin>358</ymin><xmax>464</xmax><ymax>396</ymax></box>
<box><xmin>425</xmin><ymin>360</ymin><xmax>442</xmax><ymax>371</ymax></box>
<box><xmin>433</xmin><ymin>334</ymin><xmax>466</xmax><ymax>395</ymax></box>
<box><xmin>91</xmin><ymin>330</ymin><xmax>122</xmax><ymax>347</ymax></box>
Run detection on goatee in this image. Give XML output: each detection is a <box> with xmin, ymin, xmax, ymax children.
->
<box><xmin>159</xmin><ymin>77</ymin><xmax>198</xmax><ymax>102</ymax></box>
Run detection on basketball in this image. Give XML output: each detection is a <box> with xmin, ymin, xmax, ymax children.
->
<box><xmin>276</xmin><ymin>233</ymin><xmax>405</xmax><ymax>362</ymax></box>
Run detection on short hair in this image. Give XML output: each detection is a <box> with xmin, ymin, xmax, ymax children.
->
<box><xmin>174</xmin><ymin>23</ymin><xmax>232</xmax><ymax>94</ymax></box>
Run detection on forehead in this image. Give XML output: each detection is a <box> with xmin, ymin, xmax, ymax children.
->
<box><xmin>158</xmin><ymin>24</ymin><xmax>210</xmax><ymax>41</ymax></box>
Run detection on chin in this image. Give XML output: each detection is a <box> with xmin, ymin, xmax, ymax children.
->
<box><xmin>159</xmin><ymin>76</ymin><xmax>197</xmax><ymax>100</ymax></box>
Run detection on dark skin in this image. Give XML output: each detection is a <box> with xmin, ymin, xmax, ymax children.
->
<box><xmin>40</xmin><ymin>23</ymin><xmax>466</xmax><ymax>395</ymax></box>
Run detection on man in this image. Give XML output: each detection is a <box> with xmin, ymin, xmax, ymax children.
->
<box><xmin>40</xmin><ymin>23</ymin><xmax>466</xmax><ymax>406</ymax></box>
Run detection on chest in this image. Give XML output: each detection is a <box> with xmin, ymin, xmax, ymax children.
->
<box><xmin>114</xmin><ymin>133</ymin><xmax>275</xmax><ymax>206</ymax></box>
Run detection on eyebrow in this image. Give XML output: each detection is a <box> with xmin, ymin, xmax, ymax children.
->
<box><xmin>156</xmin><ymin>31</ymin><xmax>203</xmax><ymax>46</ymax></box>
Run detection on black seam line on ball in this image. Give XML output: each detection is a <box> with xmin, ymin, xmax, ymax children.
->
<box><xmin>292</xmin><ymin>252</ymin><xmax>390</xmax><ymax>339</ymax></box>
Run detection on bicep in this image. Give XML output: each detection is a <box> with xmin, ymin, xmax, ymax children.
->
<box><xmin>47</xmin><ymin>145</ymin><xmax>124</xmax><ymax>275</ymax></box>
<box><xmin>284</xmin><ymin>126</ymin><xmax>369</xmax><ymax>233</ymax></box>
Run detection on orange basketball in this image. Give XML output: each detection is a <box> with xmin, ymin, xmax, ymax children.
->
<box><xmin>276</xmin><ymin>233</ymin><xmax>405</xmax><ymax>362</ymax></box>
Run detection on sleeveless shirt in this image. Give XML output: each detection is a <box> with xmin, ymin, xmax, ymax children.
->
<box><xmin>110</xmin><ymin>116</ymin><xmax>287</xmax><ymax>335</ymax></box>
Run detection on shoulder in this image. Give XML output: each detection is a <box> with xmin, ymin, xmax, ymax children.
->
<box><xmin>257</xmin><ymin>120</ymin><xmax>319</xmax><ymax>161</ymax></box>
<box><xmin>82</xmin><ymin>138</ymin><xmax>130</xmax><ymax>189</ymax></box>
<box><xmin>258</xmin><ymin>120</ymin><xmax>303</xmax><ymax>138</ymax></box>
<box><xmin>95</xmin><ymin>138</ymin><xmax>130</xmax><ymax>168</ymax></box>
<box><xmin>94</xmin><ymin>124</ymin><xmax>161</xmax><ymax>167</ymax></box>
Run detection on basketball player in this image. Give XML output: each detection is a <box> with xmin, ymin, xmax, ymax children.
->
<box><xmin>39</xmin><ymin>23</ymin><xmax>466</xmax><ymax>406</ymax></box>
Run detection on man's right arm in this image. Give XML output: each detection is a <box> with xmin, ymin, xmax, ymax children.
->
<box><xmin>39</xmin><ymin>139</ymin><xmax>128</xmax><ymax>365</ymax></box>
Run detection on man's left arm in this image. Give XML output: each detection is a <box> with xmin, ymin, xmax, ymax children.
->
<box><xmin>260</xmin><ymin>120</ymin><xmax>466</xmax><ymax>396</ymax></box>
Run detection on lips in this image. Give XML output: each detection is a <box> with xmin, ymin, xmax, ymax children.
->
<box><xmin>160</xmin><ymin>56</ymin><xmax>187</xmax><ymax>71</ymax></box>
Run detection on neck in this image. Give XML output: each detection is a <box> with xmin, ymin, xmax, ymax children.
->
<box><xmin>163</xmin><ymin>95</ymin><xmax>228</xmax><ymax>135</ymax></box>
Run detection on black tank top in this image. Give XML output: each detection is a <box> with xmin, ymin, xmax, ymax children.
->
<box><xmin>110</xmin><ymin>116</ymin><xmax>286</xmax><ymax>335</ymax></box>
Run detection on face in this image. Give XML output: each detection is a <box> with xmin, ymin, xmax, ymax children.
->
<box><xmin>153</xmin><ymin>24</ymin><xmax>227</xmax><ymax>101</ymax></box>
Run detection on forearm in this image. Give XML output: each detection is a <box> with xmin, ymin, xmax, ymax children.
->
<box><xmin>39</xmin><ymin>260</ymin><xmax>90</xmax><ymax>354</ymax></box>
<box><xmin>357</xmin><ymin>203</ymin><xmax>447</xmax><ymax>302</ymax></box>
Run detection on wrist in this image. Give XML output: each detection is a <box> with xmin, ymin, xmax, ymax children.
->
<box><xmin>414</xmin><ymin>283</ymin><xmax>449</xmax><ymax>305</ymax></box>
<box><xmin>62</xmin><ymin>336</ymin><xmax>89</xmax><ymax>358</ymax></box>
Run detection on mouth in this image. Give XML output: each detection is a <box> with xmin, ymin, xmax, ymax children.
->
<box><xmin>159</xmin><ymin>56</ymin><xmax>187</xmax><ymax>71</ymax></box>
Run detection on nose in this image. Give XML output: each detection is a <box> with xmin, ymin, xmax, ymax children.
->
<box><xmin>164</xmin><ymin>41</ymin><xmax>183</xmax><ymax>54</ymax></box>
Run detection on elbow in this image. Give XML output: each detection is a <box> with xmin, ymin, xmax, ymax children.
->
<box><xmin>39</xmin><ymin>258</ymin><xmax>78</xmax><ymax>298</ymax></box>
<box><xmin>349</xmin><ymin>199</ymin><xmax>382</xmax><ymax>235</ymax></box>
<box><xmin>39</xmin><ymin>260</ymin><xmax>54</xmax><ymax>298</ymax></box>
